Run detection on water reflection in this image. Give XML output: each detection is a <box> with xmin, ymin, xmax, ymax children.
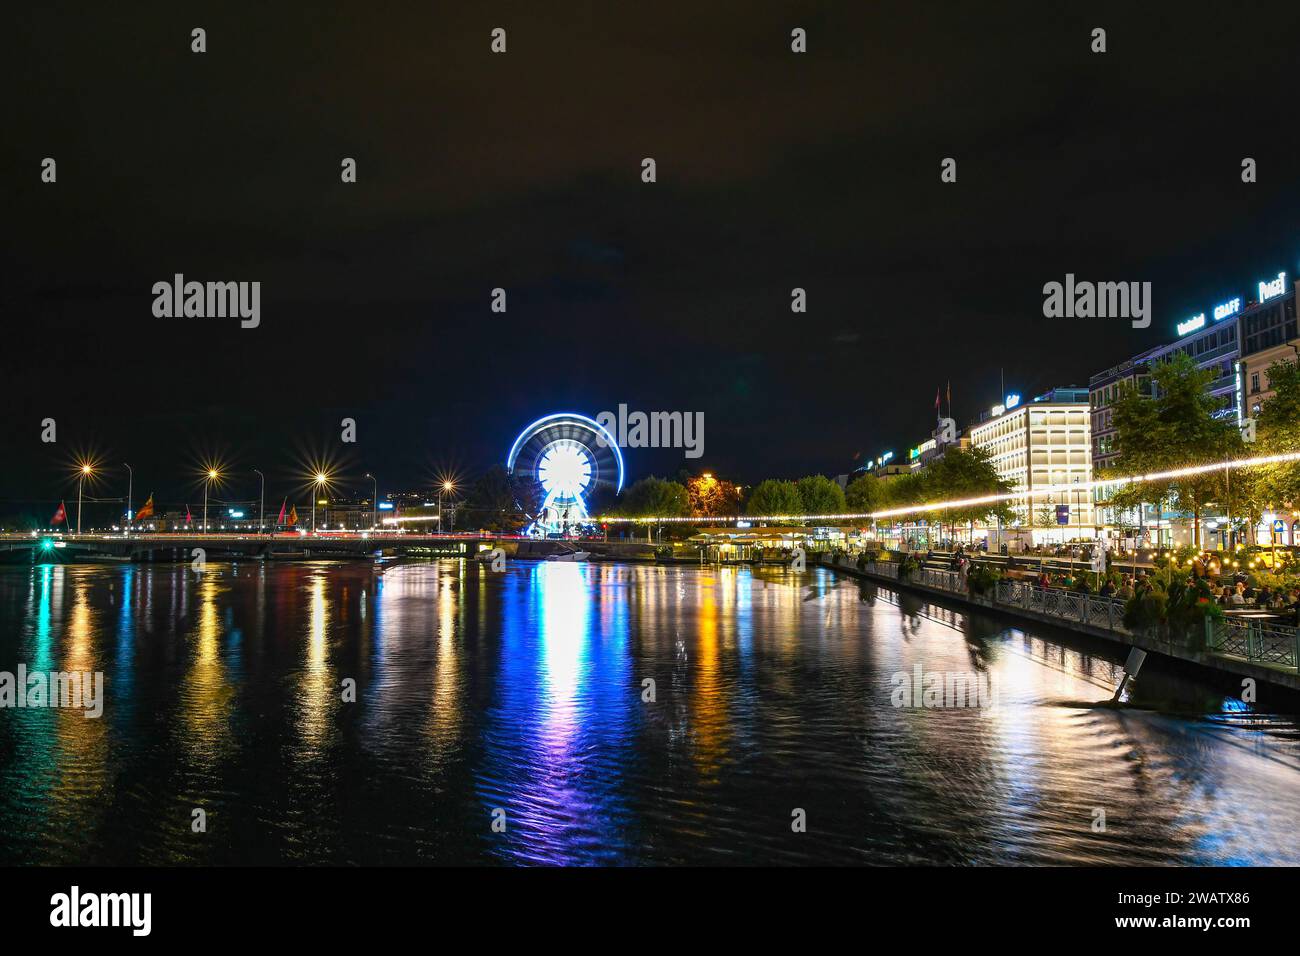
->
<box><xmin>0</xmin><ymin>560</ymin><xmax>1298</xmax><ymax>865</ymax></box>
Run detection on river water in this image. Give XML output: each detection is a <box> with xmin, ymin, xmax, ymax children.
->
<box><xmin>1</xmin><ymin>559</ymin><xmax>1298</xmax><ymax>865</ymax></box>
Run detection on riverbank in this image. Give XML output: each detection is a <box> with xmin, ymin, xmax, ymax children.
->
<box><xmin>817</xmin><ymin>552</ymin><xmax>1300</xmax><ymax>694</ymax></box>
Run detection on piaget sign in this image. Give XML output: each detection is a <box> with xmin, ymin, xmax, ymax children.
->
<box><xmin>1259</xmin><ymin>271</ymin><xmax>1287</xmax><ymax>302</ymax></box>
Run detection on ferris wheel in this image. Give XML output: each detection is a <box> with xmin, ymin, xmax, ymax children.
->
<box><xmin>506</xmin><ymin>413</ymin><xmax>624</xmax><ymax>534</ymax></box>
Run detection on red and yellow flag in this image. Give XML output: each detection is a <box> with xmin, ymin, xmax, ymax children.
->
<box><xmin>287</xmin><ymin>504</ymin><xmax>298</xmax><ymax>526</ymax></box>
<box><xmin>135</xmin><ymin>494</ymin><xmax>155</xmax><ymax>521</ymax></box>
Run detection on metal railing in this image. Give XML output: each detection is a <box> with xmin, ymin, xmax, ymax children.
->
<box><xmin>845</xmin><ymin>557</ymin><xmax>1300</xmax><ymax>674</ymax></box>
<box><xmin>1207</xmin><ymin>617</ymin><xmax>1300</xmax><ymax>669</ymax></box>
<box><xmin>994</xmin><ymin>580</ymin><xmax>1128</xmax><ymax>633</ymax></box>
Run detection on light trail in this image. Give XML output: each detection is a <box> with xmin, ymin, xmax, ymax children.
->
<box><xmin>595</xmin><ymin>449</ymin><xmax>1300</xmax><ymax>524</ymax></box>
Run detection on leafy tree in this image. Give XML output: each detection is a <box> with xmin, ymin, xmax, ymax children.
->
<box><xmin>922</xmin><ymin>446</ymin><xmax>1015</xmax><ymax>539</ymax></box>
<box><xmin>845</xmin><ymin>473</ymin><xmax>881</xmax><ymax>512</ymax></box>
<box><xmin>1257</xmin><ymin>359</ymin><xmax>1300</xmax><ymax>508</ymax></box>
<box><xmin>457</xmin><ymin>464</ymin><xmax>544</xmax><ymax>532</ymax></box>
<box><xmin>746</xmin><ymin>479</ymin><xmax>803</xmax><ymax>517</ymax></box>
<box><xmin>686</xmin><ymin>474</ymin><xmax>741</xmax><ymax>517</ymax></box>
<box><xmin>1105</xmin><ymin>352</ymin><xmax>1240</xmax><ymax>547</ymax></box>
<box><xmin>796</xmin><ymin>474</ymin><xmax>846</xmax><ymax>516</ymax></box>
<box><xmin>615</xmin><ymin>476</ymin><xmax>691</xmax><ymax>517</ymax></box>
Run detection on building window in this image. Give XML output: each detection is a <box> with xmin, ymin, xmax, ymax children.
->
<box><xmin>1251</xmin><ymin>372</ymin><xmax>1260</xmax><ymax>394</ymax></box>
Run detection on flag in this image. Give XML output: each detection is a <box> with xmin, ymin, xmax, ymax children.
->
<box><xmin>185</xmin><ymin>505</ymin><xmax>192</xmax><ymax>524</ymax></box>
<box><xmin>277</xmin><ymin>498</ymin><xmax>287</xmax><ymax>525</ymax></box>
<box><xmin>135</xmin><ymin>493</ymin><xmax>155</xmax><ymax>521</ymax></box>
<box><xmin>946</xmin><ymin>381</ymin><xmax>951</xmax><ymax>408</ymax></box>
<box><xmin>288</xmin><ymin>504</ymin><xmax>298</xmax><ymax>526</ymax></box>
<box><xmin>935</xmin><ymin>387</ymin><xmax>941</xmax><ymax>416</ymax></box>
<box><xmin>51</xmin><ymin>501</ymin><xmax>66</xmax><ymax>525</ymax></box>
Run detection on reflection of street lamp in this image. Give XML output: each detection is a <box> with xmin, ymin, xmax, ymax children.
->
<box><xmin>311</xmin><ymin>472</ymin><xmax>329</xmax><ymax>533</ymax></box>
<box><xmin>203</xmin><ymin>468</ymin><xmax>220</xmax><ymax>533</ymax></box>
<box><xmin>438</xmin><ymin>480</ymin><xmax>455</xmax><ymax>535</ymax></box>
<box><xmin>365</xmin><ymin>473</ymin><xmax>378</xmax><ymax>531</ymax></box>
<box><xmin>77</xmin><ymin>463</ymin><xmax>93</xmax><ymax>534</ymax></box>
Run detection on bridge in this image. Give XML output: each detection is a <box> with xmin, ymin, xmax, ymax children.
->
<box><xmin>0</xmin><ymin>531</ymin><xmax>507</xmax><ymax>564</ymax></box>
<box><xmin>0</xmin><ymin>532</ymin><xmax>661</xmax><ymax>565</ymax></box>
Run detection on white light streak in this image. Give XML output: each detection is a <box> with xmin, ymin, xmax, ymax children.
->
<box><xmin>595</xmin><ymin>450</ymin><xmax>1300</xmax><ymax>524</ymax></box>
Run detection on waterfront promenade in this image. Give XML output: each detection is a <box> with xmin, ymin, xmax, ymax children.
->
<box><xmin>817</xmin><ymin>552</ymin><xmax>1300</xmax><ymax>693</ymax></box>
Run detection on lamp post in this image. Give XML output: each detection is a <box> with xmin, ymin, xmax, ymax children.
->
<box><xmin>312</xmin><ymin>472</ymin><xmax>328</xmax><ymax>534</ymax></box>
<box><xmin>365</xmin><ymin>473</ymin><xmax>378</xmax><ymax>531</ymax></box>
<box><xmin>77</xmin><ymin>463</ymin><xmax>93</xmax><ymax>534</ymax></box>
<box><xmin>203</xmin><ymin>469</ymin><xmax>220</xmax><ymax>533</ymax></box>
<box><xmin>438</xmin><ymin>480</ymin><xmax>454</xmax><ymax>536</ymax></box>
<box><xmin>253</xmin><ymin>469</ymin><xmax>265</xmax><ymax>534</ymax></box>
<box><xmin>123</xmin><ymin>462</ymin><xmax>133</xmax><ymax>534</ymax></box>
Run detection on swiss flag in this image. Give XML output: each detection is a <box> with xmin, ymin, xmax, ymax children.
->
<box><xmin>51</xmin><ymin>501</ymin><xmax>67</xmax><ymax>525</ymax></box>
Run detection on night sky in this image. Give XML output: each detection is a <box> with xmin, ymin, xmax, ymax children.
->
<box><xmin>5</xmin><ymin>2</ymin><xmax>1300</xmax><ymax>516</ymax></box>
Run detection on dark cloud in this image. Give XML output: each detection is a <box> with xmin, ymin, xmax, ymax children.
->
<box><xmin>3</xmin><ymin>1</ymin><xmax>1300</xmax><ymax>511</ymax></box>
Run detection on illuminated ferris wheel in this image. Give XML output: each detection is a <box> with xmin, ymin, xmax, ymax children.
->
<box><xmin>506</xmin><ymin>413</ymin><xmax>624</xmax><ymax>535</ymax></box>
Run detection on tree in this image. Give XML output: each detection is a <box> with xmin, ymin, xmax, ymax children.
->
<box><xmin>746</xmin><ymin>479</ymin><xmax>803</xmax><ymax>517</ymax></box>
<box><xmin>845</xmin><ymin>473</ymin><xmax>881</xmax><ymax>513</ymax></box>
<box><xmin>795</xmin><ymin>475</ymin><xmax>846</xmax><ymax>516</ymax></box>
<box><xmin>922</xmin><ymin>446</ymin><xmax>1014</xmax><ymax>539</ymax></box>
<box><xmin>457</xmin><ymin>465</ymin><xmax>543</xmax><ymax>532</ymax></box>
<box><xmin>1105</xmin><ymin>352</ymin><xmax>1240</xmax><ymax>548</ymax></box>
<box><xmin>1257</xmin><ymin>359</ymin><xmax>1300</xmax><ymax>508</ymax></box>
<box><xmin>686</xmin><ymin>473</ymin><xmax>741</xmax><ymax>517</ymax></box>
<box><xmin>615</xmin><ymin>476</ymin><xmax>691</xmax><ymax>517</ymax></box>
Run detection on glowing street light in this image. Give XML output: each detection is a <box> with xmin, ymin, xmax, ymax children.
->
<box><xmin>76</xmin><ymin>462</ymin><xmax>94</xmax><ymax>534</ymax></box>
<box><xmin>311</xmin><ymin>471</ymin><xmax>330</xmax><ymax>533</ymax></box>
<box><xmin>438</xmin><ymin>480</ymin><xmax>455</xmax><ymax>536</ymax></box>
<box><xmin>203</xmin><ymin>468</ymin><xmax>221</xmax><ymax>533</ymax></box>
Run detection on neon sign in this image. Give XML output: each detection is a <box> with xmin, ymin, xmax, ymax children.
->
<box><xmin>1005</xmin><ymin>393</ymin><xmax>1021</xmax><ymax>410</ymax></box>
<box><xmin>1177</xmin><ymin>313</ymin><xmax>1206</xmax><ymax>336</ymax></box>
<box><xmin>1259</xmin><ymin>272</ymin><xmax>1287</xmax><ymax>302</ymax></box>
<box><xmin>1213</xmin><ymin>297</ymin><xmax>1241</xmax><ymax>321</ymax></box>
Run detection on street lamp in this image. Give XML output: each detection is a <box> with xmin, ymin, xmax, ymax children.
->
<box><xmin>77</xmin><ymin>463</ymin><xmax>93</xmax><ymax>534</ymax></box>
<box><xmin>365</xmin><ymin>472</ymin><xmax>378</xmax><ymax>531</ymax></box>
<box><xmin>438</xmin><ymin>480</ymin><xmax>455</xmax><ymax>535</ymax></box>
<box><xmin>203</xmin><ymin>468</ymin><xmax>220</xmax><ymax>533</ymax></box>
<box><xmin>311</xmin><ymin>472</ymin><xmax>329</xmax><ymax>534</ymax></box>
<box><xmin>123</xmin><ymin>462</ymin><xmax>133</xmax><ymax>534</ymax></box>
<box><xmin>253</xmin><ymin>469</ymin><xmax>265</xmax><ymax>535</ymax></box>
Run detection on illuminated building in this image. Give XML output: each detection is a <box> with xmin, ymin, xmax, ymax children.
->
<box><xmin>1239</xmin><ymin>278</ymin><xmax>1299</xmax><ymax>417</ymax></box>
<box><xmin>968</xmin><ymin>387</ymin><xmax>1094</xmax><ymax>544</ymax></box>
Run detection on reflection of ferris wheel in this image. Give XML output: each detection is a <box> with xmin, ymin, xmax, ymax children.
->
<box><xmin>507</xmin><ymin>413</ymin><xmax>624</xmax><ymax>534</ymax></box>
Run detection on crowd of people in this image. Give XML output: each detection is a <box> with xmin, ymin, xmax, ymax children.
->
<box><xmin>916</xmin><ymin>545</ymin><xmax>1300</xmax><ymax>626</ymax></box>
<box><xmin>1026</xmin><ymin>568</ymin><xmax>1300</xmax><ymax>624</ymax></box>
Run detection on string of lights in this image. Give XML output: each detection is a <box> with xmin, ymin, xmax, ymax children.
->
<box><xmin>594</xmin><ymin>449</ymin><xmax>1300</xmax><ymax>525</ymax></box>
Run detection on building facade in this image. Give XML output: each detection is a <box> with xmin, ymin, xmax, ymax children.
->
<box><xmin>1239</xmin><ymin>278</ymin><xmax>1299</xmax><ymax>417</ymax></box>
<box><xmin>968</xmin><ymin>388</ymin><xmax>1094</xmax><ymax>543</ymax></box>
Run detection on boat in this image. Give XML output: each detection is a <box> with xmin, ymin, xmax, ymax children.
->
<box><xmin>546</xmin><ymin>548</ymin><xmax>591</xmax><ymax>562</ymax></box>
